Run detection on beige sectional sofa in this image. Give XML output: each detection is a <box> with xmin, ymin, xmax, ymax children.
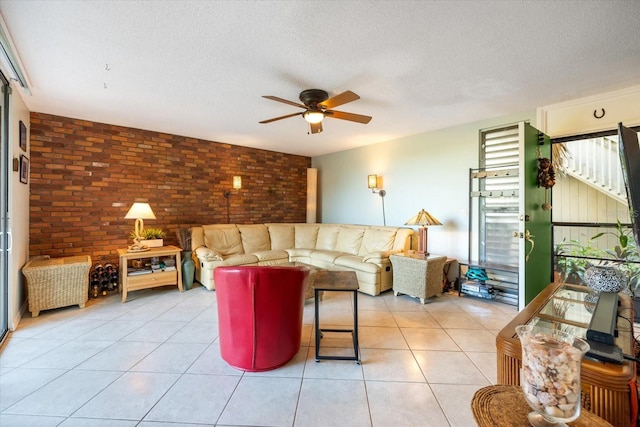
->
<box><xmin>191</xmin><ymin>223</ymin><xmax>414</xmax><ymax>296</ymax></box>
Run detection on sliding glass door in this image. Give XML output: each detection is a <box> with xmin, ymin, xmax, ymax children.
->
<box><xmin>0</xmin><ymin>72</ymin><xmax>9</xmax><ymax>342</ymax></box>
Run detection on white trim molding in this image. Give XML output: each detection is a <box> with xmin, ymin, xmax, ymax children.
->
<box><xmin>537</xmin><ymin>85</ymin><xmax>640</xmax><ymax>138</ymax></box>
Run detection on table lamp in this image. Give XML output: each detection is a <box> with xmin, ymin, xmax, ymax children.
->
<box><xmin>124</xmin><ymin>202</ymin><xmax>156</xmax><ymax>251</ymax></box>
<box><xmin>405</xmin><ymin>209</ymin><xmax>442</xmax><ymax>255</ymax></box>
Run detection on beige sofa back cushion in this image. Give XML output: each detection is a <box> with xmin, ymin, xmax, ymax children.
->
<box><xmin>335</xmin><ymin>225</ymin><xmax>365</xmax><ymax>255</ymax></box>
<box><xmin>203</xmin><ymin>224</ymin><xmax>243</xmax><ymax>256</ymax></box>
<box><xmin>295</xmin><ymin>224</ymin><xmax>319</xmax><ymax>248</ymax></box>
<box><xmin>266</xmin><ymin>224</ymin><xmax>295</xmax><ymax>250</ymax></box>
<box><xmin>315</xmin><ymin>225</ymin><xmax>341</xmax><ymax>250</ymax></box>
<box><xmin>237</xmin><ymin>224</ymin><xmax>271</xmax><ymax>253</ymax></box>
<box><xmin>192</xmin><ymin>227</ymin><xmax>205</xmax><ymax>250</ymax></box>
<box><xmin>358</xmin><ymin>227</ymin><xmax>397</xmax><ymax>256</ymax></box>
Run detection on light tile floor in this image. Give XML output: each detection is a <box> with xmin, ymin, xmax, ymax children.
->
<box><xmin>0</xmin><ymin>285</ymin><xmax>517</xmax><ymax>427</ymax></box>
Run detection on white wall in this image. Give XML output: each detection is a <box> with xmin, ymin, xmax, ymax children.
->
<box><xmin>312</xmin><ymin>110</ymin><xmax>536</xmax><ymax>261</ymax></box>
<box><xmin>7</xmin><ymin>81</ymin><xmax>30</xmax><ymax>330</ymax></box>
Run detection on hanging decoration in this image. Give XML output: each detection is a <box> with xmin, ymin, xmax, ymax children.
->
<box><xmin>536</xmin><ymin>157</ymin><xmax>555</xmax><ymax>211</ymax></box>
<box><xmin>536</xmin><ymin>157</ymin><xmax>556</xmax><ymax>189</ymax></box>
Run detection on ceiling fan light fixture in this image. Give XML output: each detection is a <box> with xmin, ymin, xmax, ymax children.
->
<box><xmin>303</xmin><ymin>110</ymin><xmax>324</xmax><ymax>124</ymax></box>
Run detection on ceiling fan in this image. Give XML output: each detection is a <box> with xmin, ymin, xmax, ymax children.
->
<box><xmin>259</xmin><ymin>89</ymin><xmax>372</xmax><ymax>134</ymax></box>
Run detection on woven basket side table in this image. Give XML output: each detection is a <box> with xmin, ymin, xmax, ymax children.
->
<box><xmin>471</xmin><ymin>384</ymin><xmax>613</xmax><ymax>426</ymax></box>
<box><xmin>390</xmin><ymin>254</ymin><xmax>447</xmax><ymax>304</ymax></box>
<box><xmin>22</xmin><ymin>255</ymin><xmax>92</xmax><ymax>317</ymax></box>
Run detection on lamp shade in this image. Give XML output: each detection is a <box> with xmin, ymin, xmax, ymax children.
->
<box><xmin>233</xmin><ymin>176</ymin><xmax>242</xmax><ymax>190</ymax></box>
<box><xmin>124</xmin><ymin>203</ymin><xmax>156</xmax><ymax>220</ymax></box>
<box><xmin>404</xmin><ymin>209</ymin><xmax>442</xmax><ymax>226</ymax></box>
<box><xmin>303</xmin><ymin>110</ymin><xmax>324</xmax><ymax>124</ymax></box>
<box><xmin>368</xmin><ymin>174</ymin><xmax>378</xmax><ymax>189</ymax></box>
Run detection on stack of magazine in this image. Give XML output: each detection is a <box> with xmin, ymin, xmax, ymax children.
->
<box><xmin>128</xmin><ymin>257</ymin><xmax>177</xmax><ymax>275</ymax></box>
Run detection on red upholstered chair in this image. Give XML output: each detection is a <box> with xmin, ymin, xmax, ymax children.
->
<box><xmin>214</xmin><ymin>265</ymin><xmax>310</xmax><ymax>371</ymax></box>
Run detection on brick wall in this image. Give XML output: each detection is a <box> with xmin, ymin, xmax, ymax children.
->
<box><xmin>29</xmin><ymin>112</ymin><xmax>310</xmax><ymax>266</ymax></box>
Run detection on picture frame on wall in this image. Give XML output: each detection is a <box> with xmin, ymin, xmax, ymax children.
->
<box><xmin>19</xmin><ymin>154</ymin><xmax>29</xmax><ymax>184</ymax></box>
<box><xmin>19</xmin><ymin>120</ymin><xmax>27</xmax><ymax>151</ymax></box>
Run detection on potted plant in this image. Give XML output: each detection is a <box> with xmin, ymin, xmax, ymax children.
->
<box><xmin>590</xmin><ymin>220</ymin><xmax>640</xmax><ymax>318</ymax></box>
<box><xmin>553</xmin><ymin>238</ymin><xmax>597</xmax><ymax>285</ymax></box>
<box><xmin>131</xmin><ymin>227</ymin><xmax>166</xmax><ymax>248</ymax></box>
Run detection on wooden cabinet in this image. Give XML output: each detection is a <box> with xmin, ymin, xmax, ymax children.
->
<box><xmin>118</xmin><ymin>246</ymin><xmax>183</xmax><ymax>302</ymax></box>
<box><xmin>496</xmin><ymin>282</ymin><xmax>636</xmax><ymax>427</ymax></box>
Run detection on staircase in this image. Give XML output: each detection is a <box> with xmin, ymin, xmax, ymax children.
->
<box><xmin>561</xmin><ymin>137</ymin><xmax>628</xmax><ymax>205</ymax></box>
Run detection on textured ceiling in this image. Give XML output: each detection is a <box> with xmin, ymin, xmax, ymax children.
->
<box><xmin>1</xmin><ymin>1</ymin><xmax>639</xmax><ymax>157</ymax></box>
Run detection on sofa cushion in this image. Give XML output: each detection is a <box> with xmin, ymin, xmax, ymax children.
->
<box><xmin>195</xmin><ymin>246</ymin><xmax>222</xmax><ymax>261</ymax></box>
<box><xmin>203</xmin><ymin>225</ymin><xmax>243</xmax><ymax>256</ymax></box>
<box><xmin>267</xmin><ymin>224</ymin><xmax>295</xmax><ymax>250</ymax></box>
<box><xmin>200</xmin><ymin>253</ymin><xmax>259</xmax><ymax>269</ymax></box>
<box><xmin>358</xmin><ymin>227</ymin><xmax>397</xmax><ymax>256</ymax></box>
<box><xmin>334</xmin><ymin>255</ymin><xmax>380</xmax><ymax>274</ymax></box>
<box><xmin>238</xmin><ymin>224</ymin><xmax>271</xmax><ymax>253</ymax></box>
<box><xmin>252</xmin><ymin>250</ymin><xmax>289</xmax><ymax>263</ymax></box>
<box><xmin>335</xmin><ymin>226</ymin><xmax>365</xmax><ymax>255</ymax></box>
<box><xmin>310</xmin><ymin>250</ymin><xmax>344</xmax><ymax>263</ymax></box>
<box><xmin>362</xmin><ymin>251</ymin><xmax>394</xmax><ymax>263</ymax></box>
<box><xmin>295</xmin><ymin>224</ymin><xmax>319</xmax><ymax>248</ymax></box>
<box><xmin>286</xmin><ymin>248</ymin><xmax>314</xmax><ymax>258</ymax></box>
<box><xmin>220</xmin><ymin>253</ymin><xmax>259</xmax><ymax>266</ymax></box>
<box><xmin>315</xmin><ymin>225</ymin><xmax>341</xmax><ymax>250</ymax></box>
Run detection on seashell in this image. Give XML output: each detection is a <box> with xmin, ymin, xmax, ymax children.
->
<box><xmin>545</xmin><ymin>406</ymin><xmax>564</xmax><ymax>418</ymax></box>
<box><xmin>558</xmin><ymin>403</ymin><xmax>576</xmax><ymax>412</ymax></box>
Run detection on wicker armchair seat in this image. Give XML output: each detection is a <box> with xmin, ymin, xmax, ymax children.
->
<box><xmin>22</xmin><ymin>255</ymin><xmax>92</xmax><ymax>317</ymax></box>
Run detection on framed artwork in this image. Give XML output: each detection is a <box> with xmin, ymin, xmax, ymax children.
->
<box><xmin>19</xmin><ymin>120</ymin><xmax>27</xmax><ymax>151</ymax></box>
<box><xmin>19</xmin><ymin>154</ymin><xmax>29</xmax><ymax>184</ymax></box>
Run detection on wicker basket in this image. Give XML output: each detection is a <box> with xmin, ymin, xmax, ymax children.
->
<box><xmin>22</xmin><ymin>255</ymin><xmax>92</xmax><ymax>317</ymax></box>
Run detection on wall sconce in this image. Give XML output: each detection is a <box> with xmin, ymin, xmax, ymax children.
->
<box><xmin>367</xmin><ymin>174</ymin><xmax>387</xmax><ymax>226</ymax></box>
<box><xmin>367</xmin><ymin>174</ymin><xmax>386</xmax><ymax>197</ymax></box>
<box><xmin>224</xmin><ymin>176</ymin><xmax>242</xmax><ymax>198</ymax></box>
<box><xmin>224</xmin><ymin>176</ymin><xmax>242</xmax><ymax>224</ymax></box>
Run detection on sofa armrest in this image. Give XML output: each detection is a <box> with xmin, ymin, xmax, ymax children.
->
<box><xmin>362</xmin><ymin>250</ymin><xmax>401</xmax><ymax>262</ymax></box>
<box><xmin>195</xmin><ymin>246</ymin><xmax>223</xmax><ymax>261</ymax></box>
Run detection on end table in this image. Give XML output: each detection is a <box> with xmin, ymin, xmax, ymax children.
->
<box><xmin>118</xmin><ymin>245</ymin><xmax>183</xmax><ymax>302</ymax></box>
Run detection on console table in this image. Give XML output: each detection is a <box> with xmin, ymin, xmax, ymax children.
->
<box><xmin>496</xmin><ymin>282</ymin><xmax>636</xmax><ymax>427</ymax></box>
<box><xmin>118</xmin><ymin>246</ymin><xmax>183</xmax><ymax>302</ymax></box>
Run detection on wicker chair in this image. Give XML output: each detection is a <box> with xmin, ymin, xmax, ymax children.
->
<box><xmin>390</xmin><ymin>255</ymin><xmax>447</xmax><ymax>303</ymax></box>
<box><xmin>22</xmin><ymin>255</ymin><xmax>92</xmax><ymax>317</ymax></box>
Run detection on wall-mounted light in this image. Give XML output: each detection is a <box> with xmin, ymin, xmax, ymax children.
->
<box><xmin>367</xmin><ymin>174</ymin><xmax>387</xmax><ymax>226</ymax></box>
<box><xmin>367</xmin><ymin>174</ymin><xmax>386</xmax><ymax>197</ymax></box>
<box><xmin>224</xmin><ymin>176</ymin><xmax>242</xmax><ymax>224</ymax></box>
<box><xmin>224</xmin><ymin>175</ymin><xmax>242</xmax><ymax>198</ymax></box>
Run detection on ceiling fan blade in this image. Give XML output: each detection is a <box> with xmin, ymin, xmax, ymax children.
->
<box><xmin>259</xmin><ymin>112</ymin><xmax>303</xmax><ymax>124</ymax></box>
<box><xmin>320</xmin><ymin>90</ymin><xmax>360</xmax><ymax>109</ymax></box>
<box><xmin>327</xmin><ymin>110</ymin><xmax>372</xmax><ymax>124</ymax></box>
<box><xmin>310</xmin><ymin>121</ymin><xmax>323</xmax><ymax>134</ymax></box>
<box><xmin>262</xmin><ymin>95</ymin><xmax>307</xmax><ymax>109</ymax></box>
